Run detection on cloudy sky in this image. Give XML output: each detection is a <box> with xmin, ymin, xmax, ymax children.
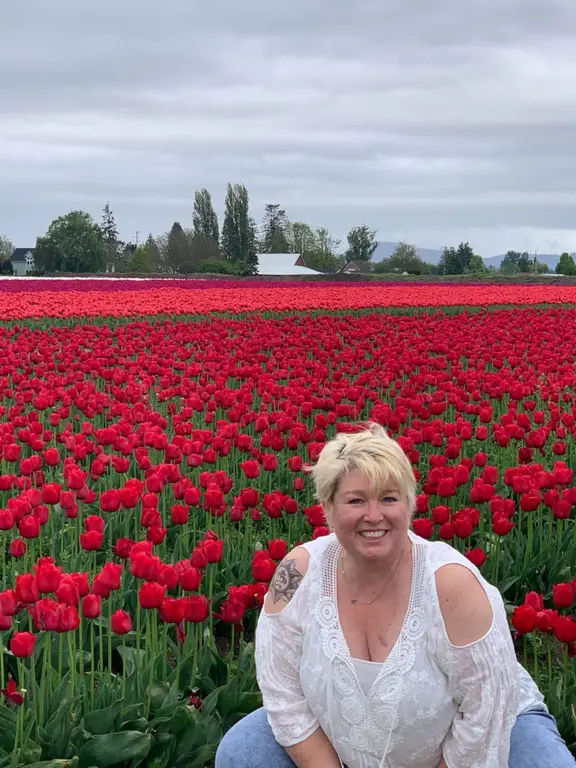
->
<box><xmin>2</xmin><ymin>1</ymin><xmax>576</xmax><ymax>256</ymax></box>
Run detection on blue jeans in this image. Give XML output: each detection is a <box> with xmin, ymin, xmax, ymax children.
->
<box><xmin>215</xmin><ymin>706</ymin><xmax>576</xmax><ymax>767</ymax></box>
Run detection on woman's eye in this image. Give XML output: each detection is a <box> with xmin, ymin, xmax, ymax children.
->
<box><xmin>382</xmin><ymin>496</ymin><xmax>397</xmax><ymax>503</ymax></box>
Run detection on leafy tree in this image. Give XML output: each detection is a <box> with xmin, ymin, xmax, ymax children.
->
<box><xmin>556</xmin><ymin>252</ymin><xmax>576</xmax><ymax>275</ymax></box>
<box><xmin>345</xmin><ymin>225</ymin><xmax>377</xmax><ymax>262</ymax></box>
<box><xmin>439</xmin><ymin>241</ymin><xmax>474</xmax><ymax>274</ymax></box>
<box><xmin>128</xmin><ymin>245</ymin><xmax>154</xmax><ymax>273</ymax></box>
<box><xmin>467</xmin><ymin>253</ymin><xmax>488</xmax><ymax>273</ymax></box>
<box><xmin>34</xmin><ymin>211</ymin><xmax>106</xmax><ymax>273</ymax></box>
<box><xmin>101</xmin><ymin>203</ymin><xmax>119</xmax><ymax>272</ymax></box>
<box><xmin>166</xmin><ymin>222</ymin><xmax>194</xmax><ymax>273</ymax></box>
<box><xmin>193</xmin><ymin>189</ymin><xmax>219</xmax><ymax>242</ymax></box>
<box><xmin>287</xmin><ymin>222</ymin><xmax>316</xmax><ymax>254</ymax></box>
<box><xmin>196</xmin><ymin>259</ymin><xmax>243</xmax><ymax>275</ymax></box>
<box><xmin>376</xmin><ymin>242</ymin><xmax>431</xmax><ymax>274</ymax></box>
<box><xmin>302</xmin><ymin>249</ymin><xmax>342</xmax><ymax>272</ymax></box>
<box><xmin>500</xmin><ymin>260</ymin><xmax>521</xmax><ymax>275</ymax></box>
<box><xmin>221</xmin><ymin>183</ymin><xmax>257</xmax><ymax>272</ymax></box>
<box><xmin>500</xmin><ymin>250</ymin><xmax>534</xmax><ymax>273</ymax></box>
<box><xmin>261</xmin><ymin>204</ymin><xmax>291</xmax><ymax>253</ymax></box>
<box><xmin>0</xmin><ymin>235</ymin><xmax>13</xmax><ymax>265</ymax></box>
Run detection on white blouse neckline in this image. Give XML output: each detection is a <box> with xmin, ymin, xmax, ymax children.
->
<box><xmin>335</xmin><ymin>534</ymin><xmax>418</xmax><ymax>677</ymax></box>
<box><xmin>327</xmin><ymin>532</ymin><xmax>425</xmax><ymax>698</ymax></box>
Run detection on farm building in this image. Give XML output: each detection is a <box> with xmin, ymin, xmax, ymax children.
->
<box><xmin>10</xmin><ymin>248</ymin><xmax>35</xmax><ymax>276</ymax></box>
<box><xmin>256</xmin><ymin>253</ymin><xmax>321</xmax><ymax>276</ymax></box>
<box><xmin>339</xmin><ymin>260</ymin><xmax>374</xmax><ymax>275</ymax></box>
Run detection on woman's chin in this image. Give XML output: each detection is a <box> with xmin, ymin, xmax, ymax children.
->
<box><xmin>353</xmin><ymin>532</ymin><xmax>392</xmax><ymax>556</ymax></box>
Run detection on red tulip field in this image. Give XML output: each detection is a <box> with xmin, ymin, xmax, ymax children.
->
<box><xmin>1</xmin><ymin>278</ymin><xmax>576</xmax><ymax>765</ymax></box>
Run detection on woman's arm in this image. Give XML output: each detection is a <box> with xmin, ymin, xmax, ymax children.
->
<box><xmin>286</xmin><ymin>727</ymin><xmax>342</xmax><ymax>767</ymax></box>
<box><xmin>434</xmin><ymin>564</ymin><xmax>520</xmax><ymax>768</ymax></box>
<box><xmin>256</xmin><ymin>548</ymin><xmax>342</xmax><ymax>765</ymax></box>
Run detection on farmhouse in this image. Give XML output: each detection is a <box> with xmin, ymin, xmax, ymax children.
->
<box><xmin>10</xmin><ymin>248</ymin><xmax>35</xmax><ymax>276</ymax></box>
<box><xmin>256</xmin><ymin>253</ymin><xmax>321</xmax><ymax>276</ymax></box>
<box><xmin>339</xmin><ymin>260</ymin><xmax>374</xmax><ymax>275</ymax></box>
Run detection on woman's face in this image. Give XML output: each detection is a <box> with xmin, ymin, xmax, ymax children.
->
<box><xmin>328</xmin><ymin>468</ymin><xmax>411</xmax><ymax>562</ymax></box>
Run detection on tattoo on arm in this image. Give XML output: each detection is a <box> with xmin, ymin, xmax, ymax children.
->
<box><xmin>269</xmin><ymin>558</ymin><xmax>303</xmax><ymax>604</ymax></box>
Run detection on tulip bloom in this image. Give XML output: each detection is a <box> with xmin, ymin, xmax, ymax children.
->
<box><xmin>111</xmin><ymin>609</ymin><xmax>132</xmax><ymax>635</ymax></box>
<box><xmin>10</xmin><ymin>631</ymin><xmax>36</xmax><ymax>657</ymax></box>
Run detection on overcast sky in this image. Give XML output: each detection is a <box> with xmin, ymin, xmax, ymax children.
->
<box><xmin>3</xmin><ymin>1</ymin><xmax>576</xmax><ymax>256</ymax></box>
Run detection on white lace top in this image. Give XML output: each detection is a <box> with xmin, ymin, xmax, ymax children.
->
<box><xmin>255</xmin><ymin>532</ymin><xmax>544</xmax><ymax>768</ymax></box>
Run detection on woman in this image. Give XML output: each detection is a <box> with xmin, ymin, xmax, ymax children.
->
<box><xmin>216</xmin><ymin>423</ymin><xmax>575</xmax><ymax>767</ymax></box>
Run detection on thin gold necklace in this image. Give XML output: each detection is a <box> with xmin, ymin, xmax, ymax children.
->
<box><xmin>341</xmin><ymin>555</ymin><xmax>389</xmax><ymax>606</ymax></box>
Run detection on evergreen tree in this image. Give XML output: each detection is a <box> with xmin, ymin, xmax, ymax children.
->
<box><xmin>261</xmin><ymin>204</ymin><xmax>290</xmax><ymax>253</ymax></box>
<box><xmin>221</xmin><ymin>183</ymin><xmax>256</xmax><ymax>271</ymax></box>
<box><xmin>439</xmin><ymin>241</ymin><xmax>475</xmax><ymax>274</ymax></box>
<box><xmin>166</xmin><ymin>222</ymin><xmax>193</xmax><ymax>273</ymax></box>
<box><xmin>101</xmin><ymin>203</ymin><xmax>119</xmax><ymax>272</ymax></box>
<box><xmin>193</xmin><ymin>189</ymin><xmax>219</xmax><ymax>242</ymax></box>
<box><xmin>345</xmin><ymin>225</ymin><xmax>377</xmax><ymax>262</ymax></box>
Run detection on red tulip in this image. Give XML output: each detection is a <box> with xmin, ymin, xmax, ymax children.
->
<box><xmin>138</xmin><ymin>581</ymin><xmax>166</xmax><ymax>609</ymax></box>
<box><xmin>10</xmin><ymin>631</ymin><xmax>36</xmax><ymax>657</ymax></box>
<box><xmin>111</xmin><ymin>609</ymin><xmax>132</xmax><ymax>635</ymax></box>
<box><xmin>82</xmin><ymin>594</ymin><xmax>102</xmax><ymax>619</ymax></box>
<box><xmin>80</xmin><ymin>530</ymin><xmax>103</xmax><ymax>551</ymax></box>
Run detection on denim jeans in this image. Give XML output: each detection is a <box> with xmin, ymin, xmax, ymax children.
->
<box><xmin>215</xmin><ymin>706</ymin><xmax>576</xmax><ymax>767</ymax></box>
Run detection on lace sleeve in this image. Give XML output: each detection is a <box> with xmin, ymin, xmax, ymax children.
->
<box><xmin>430</xmin><ymin>577</ymin><xmax>520</xmax><ymax>768</ymax></box>
<box><xmin>255</xmin><ymin>606</ymin><xmax>319</xmax><ymax>748</ymax></box>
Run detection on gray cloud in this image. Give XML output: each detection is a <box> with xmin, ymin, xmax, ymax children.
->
<box><xmin>2</xmin><ymin>0</ymin><xmax>576</xmax><ymax>255</ymax></box>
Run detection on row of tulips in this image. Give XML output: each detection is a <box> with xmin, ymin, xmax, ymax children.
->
<box><xmin>5</xmin><ymin>279</ymin><xmax>576</xmax><ymax>319</ymax></box>
<box><xmin>0</xmin><ymin>304</ymin><xmax>575</xmax><ymax>764</ymax></box>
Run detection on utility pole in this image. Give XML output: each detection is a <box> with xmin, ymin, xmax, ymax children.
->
<box><xmin>135</xmin><ymin>231</ymin><xmax>140</xmax><ymax>246</ymax></box>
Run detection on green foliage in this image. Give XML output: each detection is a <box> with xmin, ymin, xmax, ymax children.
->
<box><xmin>467</xmin><ymin>253</ymin><xmax>488</xmax><ymax>273</ymax></box>
<box><xmin>345</xmin><ymin>225</ymin><xmax>377</xmax><ymax>262</ymax></box>
<box><xmin>166</xmin><ymin>222</ymin><xmax>194</xmax><ymax>274</ymax></box>
<box><xmin>0</xmin><ymin>235</ymin><xmax>13</xmax><ymax>264</ymax></box>
<box><xmin>375</xmin><ymin>242</ymin><xmax>431</xmax><ymax>274</ymax></box>
<box><xmin>193</xmin><ymin>189</ymin><xmax>220</xmax><ymax>245</ymax></box>
<box><xmin>100</xmin><ymin>203</ymin><xmax>120</xmax><ymax>272</ymax></box>
<box><xmin>127</xmin><ymin>245</ymin><xmax>154</xmax><ymax>273</ymax></box>
<box><xmin>556</xmin><ymin>252</ymin><xmax>576</xmax><ymax>275</ymax></box>
<box><xmin>260</xmin><ymin>204</ymin><xmax>291</xmax><ymax>254</ymax></box>
<box><xmin>500</xmin><ymin>250</ymin><xmax>536</xmax><ymax>273</ymax></box>
<box><xmin>34</xmin><ymin>212</ymin><xmax>107</xmax><ymax>274</ymax></box>
<box><xmin>221</xmin><ymin>184</ymin><xmax>257</xmax><ymax>273</ymax></box>
<box><xmin>438</xmin><ymin>241</ymin><xmax>475</xmax><ymax>275</ymax></box>
<box><xmin>196</xmin><ymin>259</ymin><xmax>242</xmax><ymax>275</ymax></box>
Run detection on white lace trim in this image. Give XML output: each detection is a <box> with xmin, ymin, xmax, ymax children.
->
<box><xmin>315</xmin><ymin>535</ymin><xmax>427</xmax><ymax>759</ymax></box>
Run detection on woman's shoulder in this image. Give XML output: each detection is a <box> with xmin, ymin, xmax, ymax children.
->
<box><xmin>298</xmin><ymin>531</ymin><xmax>337</xmax><ymax>559</ymax></box>
<box><xmin>261</xmin><ymin>534</ymin><xmax>334</xmax><ymax>619</ymax></box>
<box><xmin>412</xmin><ymin>531</ymin><xmax>482</xmax><ymax>575</ymax></box>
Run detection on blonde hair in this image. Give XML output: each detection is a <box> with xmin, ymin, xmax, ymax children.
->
<box><xmin>310</xmin><ymin>423</ymin><xmax>417</xmax><ymax>516</ymax></box>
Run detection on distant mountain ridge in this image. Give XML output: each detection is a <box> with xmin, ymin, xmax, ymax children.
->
<box><xmin>373</xmin><ymin>242</ymin><xmax>564</xmax><ymax>271</ymax></box>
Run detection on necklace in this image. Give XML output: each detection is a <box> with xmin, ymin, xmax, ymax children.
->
<box><xmin>341</xmin><ymin>555</ymin><xmax>389</xmax><ymax>606</ymax></box>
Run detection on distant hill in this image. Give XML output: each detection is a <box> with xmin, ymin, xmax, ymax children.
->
<box><xmin>373</xmin><ymin>242</ymin><xmax>563</xmax><ymax>271</ymax></box>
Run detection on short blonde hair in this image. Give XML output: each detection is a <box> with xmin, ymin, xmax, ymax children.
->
<box><xmin>310</xmin><ymin>423</ymin><xmax>417</xmax><ymax>514</ymax></box>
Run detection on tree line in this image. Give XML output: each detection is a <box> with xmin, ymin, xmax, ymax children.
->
<box><xmin>0</xmin><ymin>185</ymin><xmax>381</xmax><ymax>276</ymax></box>
<box><xmin>1</xmin><ymin>186</ymin><xmax>575</xmax><ymax>275</ymax></box>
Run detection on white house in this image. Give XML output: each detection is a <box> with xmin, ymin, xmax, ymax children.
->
<box><xmin>256</xmin><ymin>253</ymin><xmax>321</xmax><ymax>276</ymax></box>
<box><xmin>10</xmin><ymin>248</ymin><xmax>35</xmax><ymax>276</ymax></box>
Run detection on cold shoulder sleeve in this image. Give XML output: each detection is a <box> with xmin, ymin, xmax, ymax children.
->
<box><xmin>428</xmin><ymin>557</ymin><xmax>520</xmax><ymax>768</ymax></box>
<box><xmin>255</xmin><ymin>598</ymin><xmax>319</xmax><ymax>748</ymax></box>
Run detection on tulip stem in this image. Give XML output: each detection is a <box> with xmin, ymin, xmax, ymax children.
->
<box><xmin>68</xmin><ymin>632</ymin><xmax>76</xmax><ymax>695</ymax></box>
<box><xmin>121</xmin><ymin>636</ymin><xmax>126</xmax><ymax>701</ymax></box>
<box><xmin>90</xmin><ymin>623</ymin><xmax>95</xmax><ymax>708</ymax></box>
